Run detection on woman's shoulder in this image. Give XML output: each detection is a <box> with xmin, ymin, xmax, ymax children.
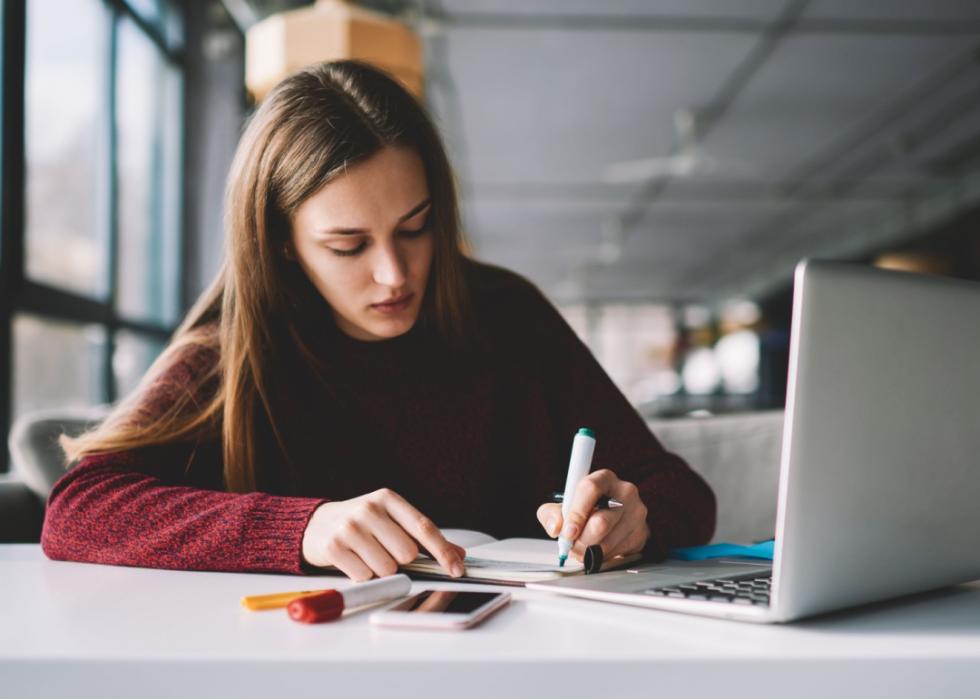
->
<box><xmin>162</xmin><ymin>328</ymin><xmax>221</xmax><ymax>378</ymax></box>
<box><xmin>136</xmin><ymin>327</ymin><xmax>221</xmax><ymax>406</ymax></box>
<box><xmin>464</xmin><ymin>259</ymin><xmax>553</xmax><ymax>316</ymax></box>
<box><xmin>461</xmin><ymin>260</ymin><xmax>573</xmax><ymax>355</ymax></box>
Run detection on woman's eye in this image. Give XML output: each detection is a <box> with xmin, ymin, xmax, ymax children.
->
<box><xmin>328</xmin><ymin>241</ymin><xmax>368</xmax><ymax>257</ymax></box>
<box><xmin>326</xmin><ymin>226</ymin><xmax>427</xmax><ymax>257</ymax></box>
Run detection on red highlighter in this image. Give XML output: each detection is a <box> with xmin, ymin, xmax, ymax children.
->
<box><xmin>287</xmin><ymin>573</ymin><xmax>412</xmax><ymax>624</ymax></box>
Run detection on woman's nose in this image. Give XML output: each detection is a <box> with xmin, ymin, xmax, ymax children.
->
<box><xmin>372</xmin><ymin>243</ymin><xmax>408</xmax><ymax>288</ymax></box>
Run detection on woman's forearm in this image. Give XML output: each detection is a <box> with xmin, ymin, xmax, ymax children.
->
<box><xmin>41</xmin><ymin>452</ymin><xmax>324</xmax><ymax>574</ymax></box>
<box><xmin>635</xmin><ymin>453</ymin><xmax>717</xmax><ymax>560</ymax></box>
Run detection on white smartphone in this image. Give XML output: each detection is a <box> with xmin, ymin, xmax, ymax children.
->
<box><xmin>369</xmin><ymin>590</ymin><xmax>511</xmax><ymax>630</ymax></box>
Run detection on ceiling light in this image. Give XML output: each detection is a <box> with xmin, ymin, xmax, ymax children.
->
<box><xmin>245</xmin><ymin>0</ymin><xmax>423</xmax><ymax>102</ymax></box>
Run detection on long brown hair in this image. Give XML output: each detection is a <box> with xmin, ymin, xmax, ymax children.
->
<box><xmin>62</xmin><ymin>60</ymin><xmax>474</xmax><ymax>492</ymax></box>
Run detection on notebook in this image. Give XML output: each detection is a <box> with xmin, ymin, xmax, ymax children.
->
<box><xmin>402</xmin><ymin>529</ymin><xmax>640</xmax><ymax>585</ymax></box>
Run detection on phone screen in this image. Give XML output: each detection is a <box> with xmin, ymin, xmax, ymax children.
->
<box><xmin>390</xmin><ymin>590</ymin><xmax>502</xmax><ymax>614</ymax></box>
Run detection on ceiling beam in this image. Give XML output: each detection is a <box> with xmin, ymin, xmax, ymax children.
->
<box><xmin>681</xmin><ymin>41</ymin><xmax>980</xmax><ymax>293</ymax></box>
<box><xmin>617</xmin><ymin>0</ymin><xmax>810</xmax><ymax>235</ymax></box>
<box><xmin>218</xmin><ymin>0</ymin><xmax>262</xmax><ymax>33</ymax></box>
<box><xmin>422</xmin><ymin>11</ymin><xmax>980</xmax><ymax>37</ymax></box>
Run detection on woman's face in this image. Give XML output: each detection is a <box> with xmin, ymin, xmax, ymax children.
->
<box><xmin>290</xmin><ymin>146</ymin><xmax>434</xmax><ymax>341</ymax></box>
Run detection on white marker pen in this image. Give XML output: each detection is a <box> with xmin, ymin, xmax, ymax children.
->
<box><xmin>557</xmin><ymin>427</ymin><xmax>596</xmax><ymax>567</ymax></box>
<box><xmin>286</xmin><ymin>574</ymin><xmax>412</xmax><ymax>623</ymax></box>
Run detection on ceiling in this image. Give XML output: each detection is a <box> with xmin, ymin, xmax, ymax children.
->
<box><xmin>224</xmin><ymin>0</ymin><xmax>980</xmax><ymax>305</ymax></box>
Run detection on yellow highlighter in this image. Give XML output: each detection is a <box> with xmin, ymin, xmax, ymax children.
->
<box><xmin>241</xmin><ymin>589</ymin><xmax>333</xmax><ymax>611</ymax></box>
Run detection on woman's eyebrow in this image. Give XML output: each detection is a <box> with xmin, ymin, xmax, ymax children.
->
<box><xmin>317</xmin><ymin>198</ymin><xmax>432</xmax><ymax>237</ymax></box>
<box><xmin>398</xmin><ymin>197</ymin><xmax>432</xmax><ymax>222</ymax></box>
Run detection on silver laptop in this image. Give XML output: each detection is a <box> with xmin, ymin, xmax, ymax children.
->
<box><xmin>529</xmin><ymin>260</ymin><xmax>980</xmax><ymax>623</ymax></box>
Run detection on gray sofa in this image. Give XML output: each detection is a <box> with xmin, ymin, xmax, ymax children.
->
<box><xmin>649</xmin><ymin>410</ymin><xmax>783</xmax><ymax>544</ymax></box>
<box><xmin>0</xmin><ymin>473</ymin><xmax>44</xmax><ymax>542</ymax></box>
<box><xmin>2</xmin><ymin>407</ymin><xmax>785</xmax><ymax>545</ymax></box>
<box><xmin>1</xmin><ymin>407</ymin><xmax>108</xmax><ymax>543</ymax></box>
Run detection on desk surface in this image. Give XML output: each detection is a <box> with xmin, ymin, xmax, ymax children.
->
<box><xmin>3</xmin><ymin>545</ymin><xmax>979</xmax><ymax>699</ymax></box>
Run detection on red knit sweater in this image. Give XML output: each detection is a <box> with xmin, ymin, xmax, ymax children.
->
<box><xmin>41</xmin><ymin>263</ymin><xmax>716</xmax><ymax>574</ymax></box>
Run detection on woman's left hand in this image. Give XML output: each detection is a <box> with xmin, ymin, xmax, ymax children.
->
<box><xmin>536</xmin><ymin>469</ymin><xmax>650</xmax><ymax>562</ymax></box>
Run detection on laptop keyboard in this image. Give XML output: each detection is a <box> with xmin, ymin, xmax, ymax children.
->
<box><xmin>643</xmin><ymin>572</ymin><xmax>772</xmax><ymax>606</ymax></box>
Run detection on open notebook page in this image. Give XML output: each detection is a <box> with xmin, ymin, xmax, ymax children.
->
<box><xmin>405</xmin><ymin>534</ymin><xmax>585</xmax><ymax>583</ymax></box>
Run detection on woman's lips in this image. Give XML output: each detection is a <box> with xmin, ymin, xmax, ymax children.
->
<box><xmin>370</xmin><ymin>293</ymin><xmax>414</xmax><ymax>314</ymax></box>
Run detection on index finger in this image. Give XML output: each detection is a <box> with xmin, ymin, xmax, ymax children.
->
<box><xmin>560</xmin><ymin>469</ymin><xmax>618</xmax><ymax>542</ymax></box>
<box><xmin>383</xmin><ymin>492</ymin><xmax>465</xmax><ymax>578</ymax></box>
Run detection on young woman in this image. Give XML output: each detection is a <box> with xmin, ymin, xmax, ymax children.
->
<box><xmin>42</xmin><ymin>61</ymin><xmax>715</xmax><ymax>581</ymax></box>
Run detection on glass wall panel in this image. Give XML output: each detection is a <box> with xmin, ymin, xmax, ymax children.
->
<box><xmin>115</xmin><ymin>15</ymin><xmax>182</xmax><ymax>325</ymax></box>
<box><xmin>24</xmin><ymin>0</ymin><xmax>110</xmax><ymax>297</ymax></box>
<box><xmin>125</xmin><ymin>0</ymin><xmax>160</xmax><ymax>26</ymax></box>
<box><xmin>113</xmin><ymin>329</ymin><xmax>166</xmax><ymax>399</ymax></box>
<box><xmin>4</xmin><ymin>1</ymin><xmax>188</xmax><ymax>473</ymax></box>
<box><xmin>12</xmin><ymin>314</ymin><xmax>107</xmax><ymax>420</ymax></box>
<box><xmin>123</xmin><ymin>0</ymin><xmax>184</xmax><ymax>51</ymax></box>
<box><xmin>161</xmin><ymin>3</ymin><xmax>185</xmax><ymax>51</ymax></box>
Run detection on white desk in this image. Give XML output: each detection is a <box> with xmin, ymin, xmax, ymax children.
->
<box><xmin>3</xmin><ymin>545</ymin><xmax>979</xmax><ymax>699</ymax></box>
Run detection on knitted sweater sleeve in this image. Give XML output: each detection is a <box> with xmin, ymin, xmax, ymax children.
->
<box><xmin>40</xmin><ymin>346</ymin><xmax>324</xmax><ymax>574</ymax></box>
<box><xmin>520</xmin><ymin>281</ymin><xmax>717</xmax><ymax>559</ymax></box>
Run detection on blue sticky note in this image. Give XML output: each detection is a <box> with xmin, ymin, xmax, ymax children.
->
<box><xmin>669</xmin><ymin>539</ymin><xmax>775</xmax><ymax>561</ymax></box>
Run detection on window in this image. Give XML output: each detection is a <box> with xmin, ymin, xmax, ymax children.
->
<box><xmin>12</xmin><ymin>314</ymin><xmax>107</xmax><ymax>417</ymax></box>
<box><xmin>24</xmin><ymin>0</ymin><xmax>111</xmax><ymax>299</ymax></box>
<box><xmin>0</xmin><ymin>0</ymin><xmax>186</xmax><ymax>472</ymax></box>
<box><xmin>115</xmin><ymin>14</ymin><xmax>182</xmax><ymax>325</ymax></box>
<box><xmin>113</xmin><ymin>329</ymin><xmax>166</xmax><ymax>398</ymax></box>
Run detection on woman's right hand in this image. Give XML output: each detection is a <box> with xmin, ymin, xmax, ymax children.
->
<box><xmin>301</xmin><ymin>488</ymin><xmax>466</xmax><ymax>581</ymax></box>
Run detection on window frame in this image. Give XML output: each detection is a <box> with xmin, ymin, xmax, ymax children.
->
<box><xmin>0</xmin><ymin>0</ymin><xmax>187</xmax><ymax>473</ymax></box>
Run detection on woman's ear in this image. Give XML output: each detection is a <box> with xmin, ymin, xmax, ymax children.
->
<box><xmin>282</xmin><ymin>242</ymin><xmax>296</xmax><ymax>261</ymax></box>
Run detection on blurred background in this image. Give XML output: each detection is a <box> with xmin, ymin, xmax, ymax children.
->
<box><xmin>1</xmin><ymin>0</ymin><xmax>980</xmax><ymax>474</ymax></box>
